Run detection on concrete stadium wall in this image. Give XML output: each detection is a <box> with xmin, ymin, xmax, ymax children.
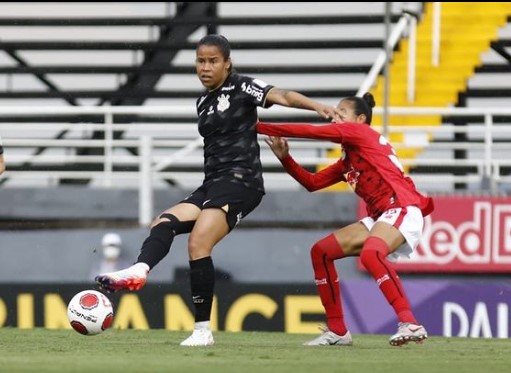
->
<box><xmin>0</xmin><ymin>187</ymin><xmax>361</xmax><ymax>283</ymax></box>
<box><xmin>0</xmin><ymin>187</ymin><xmax>358</xmax><ymax>224</ymax></box>
<box><xmin>0</xmin><ymin>227</ymin><xmax>363</xmax><ymax>284</ymax></box>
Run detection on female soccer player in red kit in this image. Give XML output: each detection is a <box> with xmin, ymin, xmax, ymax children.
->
<box><xmin>257</xmin><ymin>92</ymin><xmax>434</xmax><ymax>347</ymax></box>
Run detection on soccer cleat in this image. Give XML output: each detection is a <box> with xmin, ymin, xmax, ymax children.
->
<box><xmin>180</xmin><ymin>328</ymin><xmax>215</xmax><ymax>347</ymax></box>
<box><xmin>95</xmin><ymin>266</ymin><xmax>148</xmax><ymax>293</ymax></box>
<box><xmin>303</xmin><ymin>326</ymin><xmax>353</xmax><ymax>346</ymax></box>
<box><xmin>389</xmin><ymin>322</ymin><xmax>428</xmax><ymax>347</ymax></box>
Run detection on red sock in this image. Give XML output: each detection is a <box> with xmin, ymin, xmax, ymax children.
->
<box><xmin>360</xmin><ymin>236</ymin><xmax>418</xmax><ymax>324</ymax></box>
<box><xmin>310</xmin><ymin>234</ymin><xmax>348</xmax><ymax>336</ymax></box>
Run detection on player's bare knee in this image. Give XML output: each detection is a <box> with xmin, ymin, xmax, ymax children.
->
<box><xmin>187</xmin><ymin>234</ymin><xmax>202</xmax><ymax>253</ymax></box>
<box><xmin>187</xmin><ymin>244</ymin><xmax>211</xmax><ymax>261</ymax></box>
<box><xmin>188</xmin><ymin>250</ymin><xmax>210</xmax><ymax>261</ymax></box>
<box><xmin>187</xmin><ymin>234</ymin><xmax>213</xmax><ymax>259</ymax></box>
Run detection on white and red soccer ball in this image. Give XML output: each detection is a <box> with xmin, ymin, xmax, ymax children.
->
<box><xmin>67</xmin><ymin>290</ymin><xmax>114</xmax><ymax>335</ymax></box>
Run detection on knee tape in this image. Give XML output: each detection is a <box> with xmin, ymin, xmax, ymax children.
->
<box><xmin>159</xmin><ymin>213</ymin><xmax>195</xmax><ymax>235</ymax></box>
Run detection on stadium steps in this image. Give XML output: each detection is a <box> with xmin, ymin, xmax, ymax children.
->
<box><xmin>322</xmin><ymin>2</ymin><xmax>511</xmax><ymax>192</ymax></box>
<box><xmin>0</xmin><ymin>10</ymin><xmax>391</xmax><ymax>106</ymax></box>
<box><xmin>0</xmin><ymin>3</ymin><xmax>403</xmax><ymax>191</ymax></box>
<box><xmin>460</xmin><ymin>37</ymin><xmax>511</xmax><ymax>109</ymax></box>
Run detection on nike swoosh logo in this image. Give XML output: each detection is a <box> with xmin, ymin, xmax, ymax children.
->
<box><xmin>409</xmin><ymin>327</ymin><xmax>423</xmax><ymax>333</ymax></box>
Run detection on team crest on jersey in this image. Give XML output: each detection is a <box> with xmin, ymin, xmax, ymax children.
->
<box><xmin>217</xmin><ymin>94</ymin><xmax>230</xmax><ymax>112</ymax></box>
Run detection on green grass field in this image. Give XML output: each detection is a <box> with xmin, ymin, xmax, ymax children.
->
<box><xmin>0</xmin><ymin>328</ymin><xmax>510</xmax><ymax>373</ymax></box>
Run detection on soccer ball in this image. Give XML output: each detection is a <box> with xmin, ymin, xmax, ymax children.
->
<box><xmin>67</xmin><ymin>290</ymin><xmax>114</xmax><ymax>336</ymax></box>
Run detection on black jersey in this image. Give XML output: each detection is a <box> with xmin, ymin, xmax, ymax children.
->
<box><xmin>196</xmin><ymin>73</ymin><xmax>273</xmax><ymax>193</ymax></box>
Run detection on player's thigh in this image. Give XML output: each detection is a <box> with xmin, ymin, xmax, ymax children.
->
<box><xmin>332</xmin><ymin>221</ymin><xmax>369</xmax><ymax>256</ymax></box>
<box><xmin>187</xmin><ymin>208</ymin><xmax>230</xmax><ymax>259</ymax></box>
<box><xmin>187</xmin><ymin>182</ymin><xmax>263</xmax><ymax>258</ymax></box>
<box><xmin>151</xmin><ymin>185</ymin><xmax>208</xmax><ymax>226</ymax></box>
<box><xmin>152</xmin><ymin>203</ymin><xmax>201</xmax><ymax>227</ymax></box>
<box><xmin>192</xmin><ymin>208</ymin><xmax>231</xmax><ymax>245</ymax></box>
<box><xmin>370</xmin><ymin>206</ymin><xmax>423</xmax><ymax>253</ymax></box>
<box><xmin>369</xmin><ymin>221</ymin><xmax>405</xmax><ymax>251</ymax></box>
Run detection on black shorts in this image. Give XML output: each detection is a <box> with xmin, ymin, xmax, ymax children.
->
<box><xmin>180</xmin><ymin>181</ymin><xmax>264</xmax><ymax>230</ymax></box>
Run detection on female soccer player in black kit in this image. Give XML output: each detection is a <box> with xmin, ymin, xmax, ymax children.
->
<box><xmin>95</xmin><ymin>34</ymin><xmax>341</xmax><ymax>346</ymax></box>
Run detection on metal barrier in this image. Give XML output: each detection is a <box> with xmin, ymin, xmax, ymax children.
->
<box><xmin>0</xmin><ymin>105</ymin><xmax>510</xmax><ymax>224</ymax></box>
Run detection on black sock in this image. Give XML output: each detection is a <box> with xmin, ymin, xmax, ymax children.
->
<box><xmin>189</xmin><ymin>256</ymin><xmax>215</xmax><ymax>322</ymax></box>
<box><xmin>136</xmin><ymin>223</ymin><xmax>175</xmax><ymax>269</ymax></box>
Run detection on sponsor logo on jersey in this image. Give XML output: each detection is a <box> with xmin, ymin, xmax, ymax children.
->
<box><xmin>221</xmin><ymin>84</ymin><xmax>235</xmax><ymax>91</ymax></box>
<box><xmin>241</xmin><ymin>82</ymin><xmax>264</xmax><ymax>101</ymax></box>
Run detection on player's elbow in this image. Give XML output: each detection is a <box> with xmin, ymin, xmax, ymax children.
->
<box><xmin>303</xmin><ymin>184</ymin><xmax>320</xmax><ymax>192</ymax></box>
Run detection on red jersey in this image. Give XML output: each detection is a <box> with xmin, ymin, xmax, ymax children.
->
<box><xmin>257</xmin><ymin>121</ymin><xmax>434</xmax><ymax>219</ymax></box>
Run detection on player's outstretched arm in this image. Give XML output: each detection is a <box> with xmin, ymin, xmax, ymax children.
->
<box><xmin>266</xmin><ymin>88</ymin><xmax>341</xmax><ymax>121</ymax></box>
<box><xmin>257</xmin><ymin>121</ymin><xmax>342</xmax><ymax>143</ymax></box>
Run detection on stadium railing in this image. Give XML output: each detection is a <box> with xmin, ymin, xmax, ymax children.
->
<box><xmin>0</xmin><ymin>105</ymin><xmax>510</xmax><ymax>224</ymax></box>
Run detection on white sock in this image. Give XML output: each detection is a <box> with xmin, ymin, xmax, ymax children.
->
<box><xmin>194</xmin><ymin>321</ymin><xmax>210</xmax><ymax>330</ymax></box>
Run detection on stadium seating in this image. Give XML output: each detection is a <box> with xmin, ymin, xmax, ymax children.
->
<box><xmin>372</xmin><ymin>2</ymin><xmax>511</xmax><ymax>189</ymax></box>
<box><xmin>0</xmin><ymin>2</ymin><xmax>402</xmax><ymax>188</ymax></box>
<box><xmin>0</xmin><ymin>2</ymin><xmax>402</xmax><ymax>109</ymax></box>
<box><xmin>0</xmin><ymin>2</ymin><xmax>509</xmax><ymax>194</ymax></box>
